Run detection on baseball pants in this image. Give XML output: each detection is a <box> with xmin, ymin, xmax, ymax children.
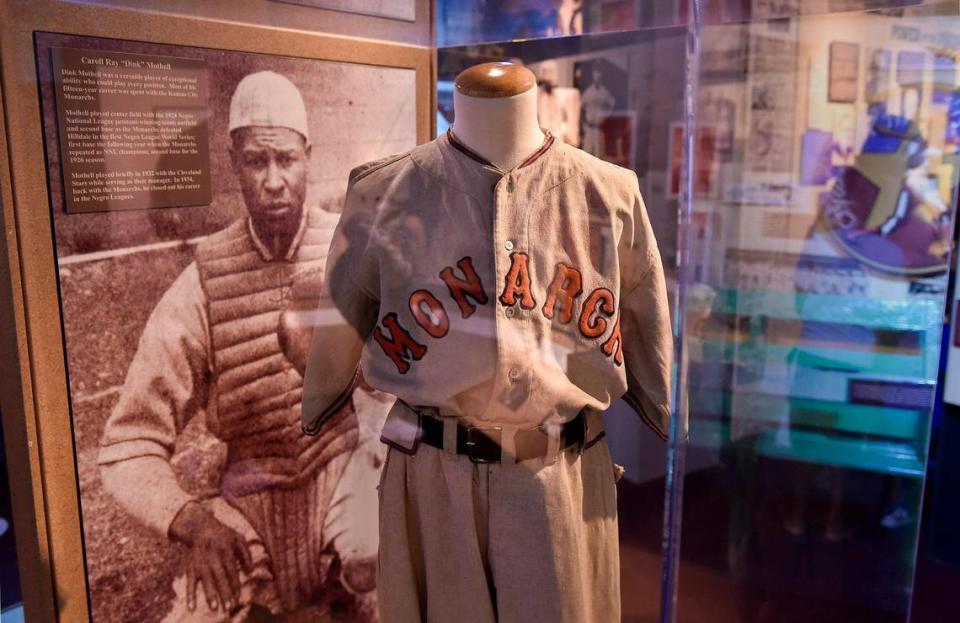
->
<box><xmin>376</xmin><ymin>437</ymin><xmax>621</xmax><ymax>623</ymax></box>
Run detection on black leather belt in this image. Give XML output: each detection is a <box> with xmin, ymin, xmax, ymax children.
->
<box><xmin>413</xmin><ymin>408</ymin><xmax>590</xmax><ymax>463</ymax></box>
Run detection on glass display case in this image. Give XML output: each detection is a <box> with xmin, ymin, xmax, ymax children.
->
<box><xmin>437</xmin><ymin>1</ymin><xmax>959</xmax><ymax>622</ymax></box>
<box><xmin>681</xmin><ymin>3</ymin><xmax>958</xmax><ymax>622</ymax></box>
<box><xmin>437</xmin><ymin>18</ymin><xmax>688</xmax><ymax>621</ymax></box>
<box><xmin>0</xmin><ymin>1</ymin><xmax>957</xmax><ymax>621</ymax></box>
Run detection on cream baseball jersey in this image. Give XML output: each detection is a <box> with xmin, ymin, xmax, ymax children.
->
<box><xmin>302</xmin><ymin>130</ymin><xmax>672</xmax><ymax>448</ymax></box>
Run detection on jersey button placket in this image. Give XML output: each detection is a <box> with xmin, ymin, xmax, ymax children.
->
<box><xmin>492</xmin><ymin>174</ymin><xmax>512</xmax><ymax>408</ymax></box>
<box><xmin>501</xmin><ymin>172</ymin><xmax>527</xmax><ymax>401</ymax></box>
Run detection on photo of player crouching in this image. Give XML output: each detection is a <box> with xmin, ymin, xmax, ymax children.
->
<box><xmin>97</xmin><ymin>70</ymin><xmax>389</xmax><ymax>622</ymax></box>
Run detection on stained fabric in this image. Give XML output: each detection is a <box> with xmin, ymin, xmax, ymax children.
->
<box><xmin>303</xmin><ymin>131</ymin><xmax>673</xmax><ymax>442</ymax></box>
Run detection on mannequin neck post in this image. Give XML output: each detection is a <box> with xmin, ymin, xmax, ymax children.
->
<box><xmin>451</xmin><ymin>87</ymin><xmax>546</xmax><ymax>171</ymax></box>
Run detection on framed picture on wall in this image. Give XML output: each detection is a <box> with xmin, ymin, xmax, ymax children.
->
<box><xmin>667</xmin><ymin>122</ymin><xmax>718</xmax><ymax>199</ymax></box>
<box><xmin>828</xmin><ymin>41</ymin><xmax>860</xmax><ymax>104</ymax></box>
<box><xmin>668</xmin><ymin>122</ymin><xmax>684</xmax><ymax>199</ymax></box>
<box><xmin>933</xmin><ymin>52</ymin><xmax>957</xmax><ymax>105</ymax></box>
<box><xmin>897</xmin><ymin>50</ymin><xmax>926</xmax><ymax>86</ymax></box>
<box><xmin>0</xmin><ymin>2</ymin><xmax>431</xmax><ymax>620</ymax></box>
<box><xmin>598</xmin><ymin>110</ymin><xmax>636</xmax><ymax>169</ymax></box>
<box><xmin>699</xmin><ymin>89</ymin><xmax>737</xmax><ymax>161</ymax></box>
<box><xmin>38</xmin><ymin>30</ymin><xmax>419</xmax><ymax>623</ymax></box>
<box><xmin>864</xmin><ymin>48</ymin><xmax>891</xmax><ymax>105</ymax></box>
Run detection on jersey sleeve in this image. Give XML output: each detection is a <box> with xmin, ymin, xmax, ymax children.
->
<box><xmin>301</xmin><ymin>164</ymin><xmax>383</xmax><ymax>434</ymax></box>
<box><xmin>618</xmin><ymin>176</ymin><xmax>674</xmax><ymax>440</ymax></box>
<box><xmin>97</xmin><ymin>262</ymin><xmax>211</xmax><ymax>534</ymax></box>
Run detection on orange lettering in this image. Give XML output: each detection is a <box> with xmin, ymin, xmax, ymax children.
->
<box><xmin>372</xmin><ymin>313</ymin><xmax>427</xmax><ymax>374</ymax></box>
<box><xmin>601</xmin><ymin>316</ymin><xmax>624</xmax><ymax>366</ymax></box>
<box><xmin>439</xmin><ymin>256</ymin><xmax>488</xmax><ymax>318</ymax></box>
<box><xmin>409</xmin><ymin>289</ymin><xmax>450</xmax><ymax>338</ymax></box>
<box><xmin>542</xmin><ymin>262</ymin><xmax>583</xmax><ymax>324</ymax></box>
<box><xmin>498</xmin><ymin>251</ymin><xmax>536</xmax><ymax>310</ymax></box>
<box><xmin>579</xmin><ymin>288</ymin><xmax>615</xmax><ymax>338</ymax></box>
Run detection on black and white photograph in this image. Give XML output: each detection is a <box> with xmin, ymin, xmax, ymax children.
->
<box><xmin>35</xmin><ymin>31</ymin><xmax>416</xmax><ymax>622</ymax></box>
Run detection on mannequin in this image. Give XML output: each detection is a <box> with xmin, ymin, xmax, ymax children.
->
<box><xmin>451</xmin><ymin>62</ymin><xmax>547</xmax><ymax>171</ymax></box>
<box><xmin>299</xmin><ymin>60</ymin><xmax>673</xmax><ymax>623</ymax></box>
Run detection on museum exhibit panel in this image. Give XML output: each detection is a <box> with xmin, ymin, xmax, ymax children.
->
<box><xmin>0</xmin><ymin>0</ymin><xmax>958</xmax><ymax>622</ymax></box>
<box><xmin>0</xmin><ymin>2</ymin><xmax>431</xmax><ymax>621</ymax></box>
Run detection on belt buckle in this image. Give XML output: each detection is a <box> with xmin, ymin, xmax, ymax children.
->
<box><xmin>465</xmin><ymin>426</ymin><xmax>503</xmax><ymax>463</ymax></box>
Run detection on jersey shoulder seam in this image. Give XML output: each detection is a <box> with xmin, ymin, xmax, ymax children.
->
<box><xmin>349</xmin><ymin>152</ymin><xmax>412</xmax><ymax>186</ymax></box>
<box><xmin>561</xmin><ymin>141</ymin><xmax>634</xmax><ymax>176</ymax></box>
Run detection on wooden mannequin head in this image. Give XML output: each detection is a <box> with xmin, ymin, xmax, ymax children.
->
<box><xmin>454</xmin><ymin>62</ymin><xmax>537</xmax><ymax>99</ymax></box>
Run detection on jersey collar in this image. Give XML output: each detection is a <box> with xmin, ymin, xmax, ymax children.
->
<box><xmin>446</xmin><ymin>128</ymin><xmax>555</xmax><ymax>173</ymax></box>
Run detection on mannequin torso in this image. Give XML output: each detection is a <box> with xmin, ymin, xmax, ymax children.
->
<box><xmin>302</xmin><ymin>59</ymin><xmax>672</xmax><ymax>623</ymax></box>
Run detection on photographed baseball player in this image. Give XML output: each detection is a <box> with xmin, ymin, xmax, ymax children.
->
<box><xmin>580</xmin><ymin>61</ymin><xmax>615</xmax><ymax>157</ymax></box>
<box><xmin>98</xmin><ymin>70</ymin><xmax>385</xmax><ymax>622</ymax></box>
<box><xmin>302</xmin><ymin>62</ymin><xmax>672</xmax><ymax>622</ymax></box>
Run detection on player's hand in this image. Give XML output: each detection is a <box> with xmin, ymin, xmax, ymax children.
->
<box><xmin>169</xmin><ymin>502</ymin><xmax>253</xmax><ymax>612</ymax></box>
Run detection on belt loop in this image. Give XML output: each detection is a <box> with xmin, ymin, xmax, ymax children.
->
<box><xmin>589</xmin><ymin>410</ymin><xmax>604</xmax><ymax>439</ymax></box>
<box><xmin>442</xmin><ymin>416</ymin><xmax>458</xmax><ymax>454</ymax></box>
<box><xmin>499</xmin><ymin>424</ymin><xmax>517</xmax><ymax>464</ymax></box>
<box><xmin>543</xmin><ymin>420</ymin><xmax>562</xmax><ymax>464</ymax></box>
<box><xmin>583</xmin><ymin>410</ymin><xmax>605</xmax><ymax>449</ymax></box>
<box><xmin>582</xmin><ymin>408</ymin><xmax>590</xmax><ymax>447</ymax></box>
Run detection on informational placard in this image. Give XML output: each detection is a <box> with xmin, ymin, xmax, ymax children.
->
<box><xmin>50</xmin><ymin>47</ymin><xmax>210</xmax><ymax>213</ymax></box>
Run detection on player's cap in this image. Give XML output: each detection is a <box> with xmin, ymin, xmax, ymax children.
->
<box><xmin>229</xmin><ymin>71</ymin><xmax>309</xmax><ymax>144</ymax></box>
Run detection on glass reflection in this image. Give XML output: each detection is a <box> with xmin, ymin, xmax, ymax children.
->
<box><xmin>436</xmin><ymin>0</ymin><xmax>937</xmax><ymax>48</ymax></box>
<box><xmin>682</xmin><ymin>6</ymin><xmax>957</xmax><ymax>622</ymax></box>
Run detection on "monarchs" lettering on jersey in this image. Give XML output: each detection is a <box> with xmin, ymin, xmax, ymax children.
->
<box><xmin>371</xmin><ymin>254</ymin><xmax>625</xmax><ymax>374</ymax></box>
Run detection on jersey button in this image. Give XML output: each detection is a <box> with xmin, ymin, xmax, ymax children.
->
<box><xmin>504</xmin><ymin>239</ymin><xmax>515</xmax><ymax>251</ymax></box>
<box><xmin>505</xmin><ymin>307</ymin><xmax>515</xmax><ymax>318</ymax></box>
<box><xmin>506</xmin><ymin>178</ymin><xmax>515</xmax><ymax>193</ymax></box>
<box><xmin>508</xmin><ymin>367</ymin><xmax>522</xmax><ymax>381</ymax></box>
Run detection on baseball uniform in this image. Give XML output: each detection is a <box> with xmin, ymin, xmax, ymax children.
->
<box><xmin>302</xmin><ymin>129</ymin><xmax>672</xmax><ymax>622</ymax></box>
<box><xmin>98</xmin><ymin>206</ymin><xmax>385</xmax><ymax>620</ymax></box>
<box><xmin>99</xmin><ymin>71</ymin><xmax>392</xmax><ymax>620</ymax></box>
